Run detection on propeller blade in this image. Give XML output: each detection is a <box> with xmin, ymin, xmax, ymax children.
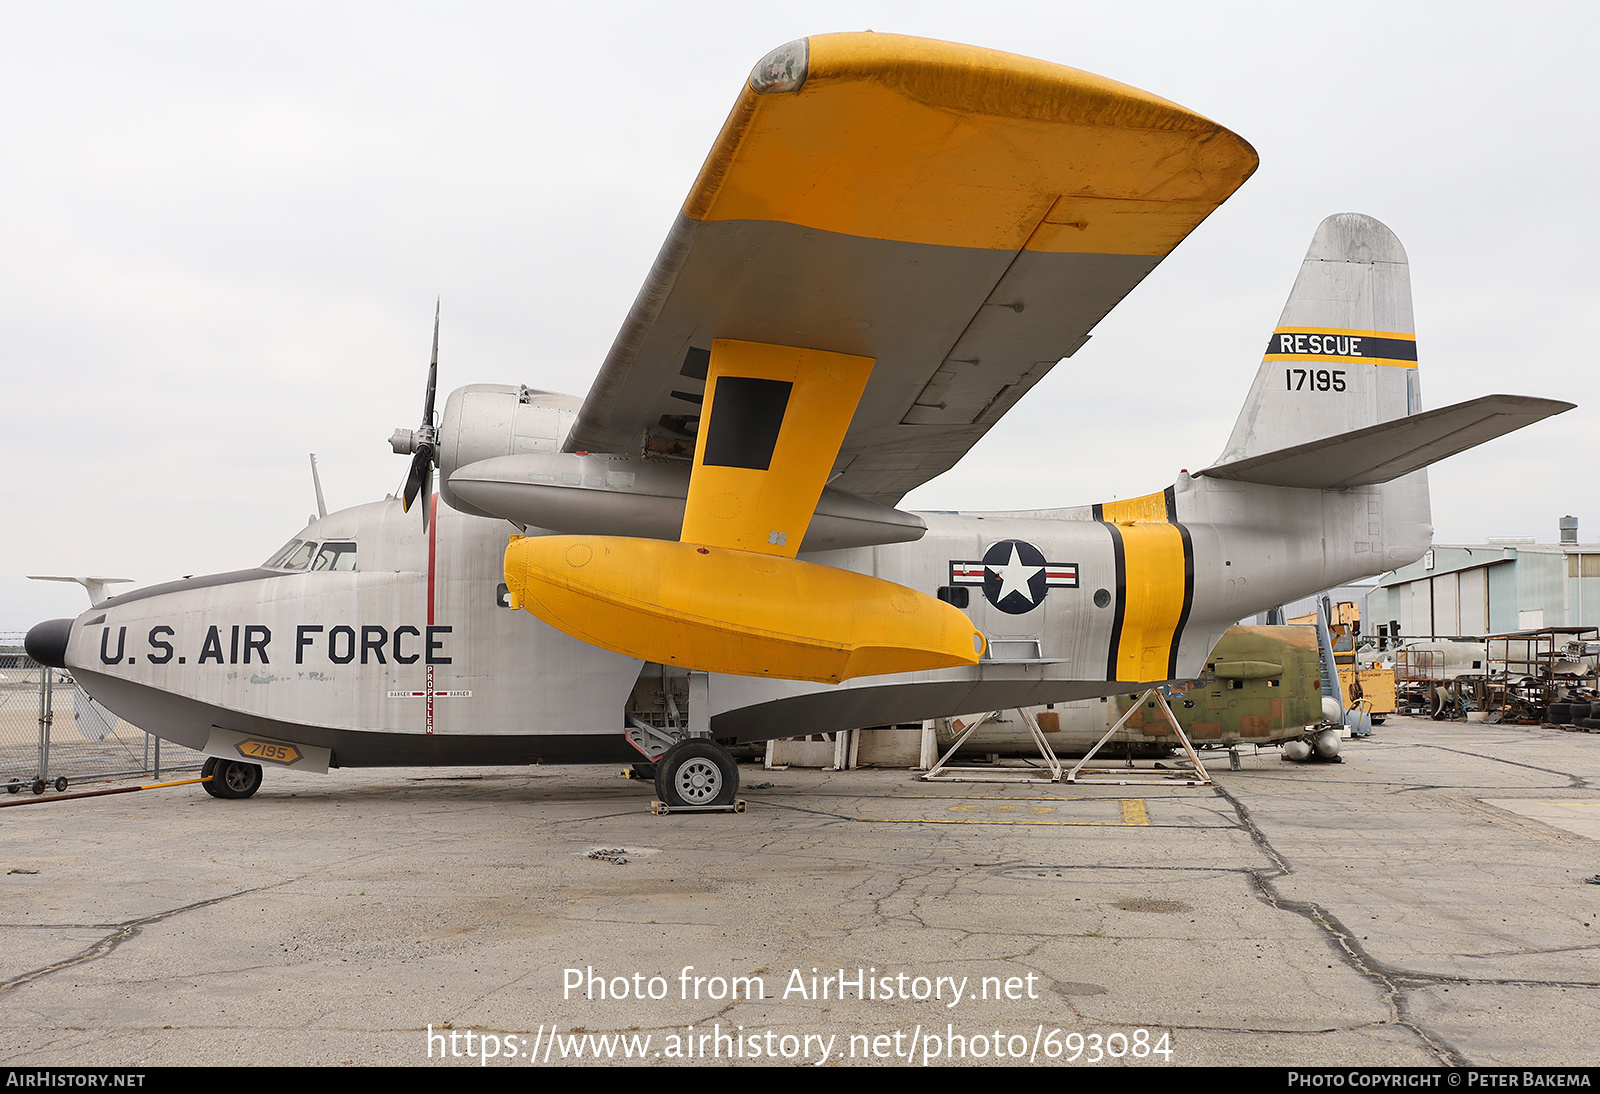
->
<box><xmin>422</xmin><ymin>297</ymin><xmax>439</xmax><ymax>428</ymax></box>
<box><xmin>421</xmin><ymin>464</ymin><xmax>434</xmax><ymax>532</ymax></box>
<box><xmin>398</xmin><ymin>298</ymin><xmax>441</xmax><ymax>525</ymax></box>
<box><xmin>402</xmin><ymin>448</ymin><xmax>429</xmax><ymax>512</ymax></box>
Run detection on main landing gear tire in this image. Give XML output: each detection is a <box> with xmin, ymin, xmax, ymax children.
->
<box><xmin>202</xmin><ymin>757</ymin><xmax>263</xmax><ymax>800</ymax></box>
<box><xmin>654</xmin><ymin>740</ymin><xmax>738</xmax><ymax>809</ymax></box>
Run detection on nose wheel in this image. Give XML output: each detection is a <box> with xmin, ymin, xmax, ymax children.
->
<box><xmin>653</xmin><ymin>739</ymin><xmax>739</xmax><ymax>809</ymax></box>
<box><xmin>202</xmin><ymin>757</ymin><xmax>263</xmax><ymax>799</ymax></box>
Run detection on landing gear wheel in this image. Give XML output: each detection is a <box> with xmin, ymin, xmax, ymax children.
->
<box><xmin>7</xmin><ymin>781</ymin><xmax>21</xmax><ymax>794</ymax></box>
<box><xmin>654</xmin><ymin>740</ymin><xmax>738</xmax><ymax>808</ymax></box>
<box><xmin>630</xmin><ymin>762</ymin><xmax>657</xmax><ymax>781</ymax></box>
<box><xmin>54</xmin><ymin>776</ymin><xmax>68</xmax><ymax>793</ymax></box>
<box><xmin>202</xmin><ymin>757</ymin><xmax>263</xmax><ymax>799</ymax></box>
<box><xmin>31</xmin><ymin>779</ymin><xmax>46</xmax><ymax>795</ymax></box>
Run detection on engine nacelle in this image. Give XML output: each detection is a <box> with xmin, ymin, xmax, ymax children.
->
<box><xmin>433</xmin><ymin>383</ymin><xmax>927</xmax><ymax>551</ymax></box>
<box><xmin>435</xmin><ymin>385</ymin><xmax>582</xmax><ymax>518</ymax></box>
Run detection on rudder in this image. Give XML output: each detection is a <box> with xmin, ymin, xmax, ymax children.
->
<box><xmin>1217</xmin><ymin>213</ymin><xmax>1421</xmax><ymax>464</ymax></box>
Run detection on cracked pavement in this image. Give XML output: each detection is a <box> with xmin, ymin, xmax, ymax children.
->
<box><xmin>2</xmin><ymin>715</ymin><xmax>1598</xmax><ymax>1066</ymax></box>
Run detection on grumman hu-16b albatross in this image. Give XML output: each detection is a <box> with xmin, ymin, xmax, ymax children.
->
<box><xmin>26</xmin><ymin>34</ymin><xmax>1572</xmax><ymax>808</ymax></box>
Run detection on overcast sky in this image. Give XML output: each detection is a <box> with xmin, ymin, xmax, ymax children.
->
<box><xmin>4</xmin><ymin>1</ymin><xmax>1595</xmax><ymax>632</ymax></box>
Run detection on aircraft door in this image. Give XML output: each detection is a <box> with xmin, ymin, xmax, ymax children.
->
<box><xmin>966</xmin><ymin>538</ymin><xmax>1053</xmax><ymax>661</ymax></box>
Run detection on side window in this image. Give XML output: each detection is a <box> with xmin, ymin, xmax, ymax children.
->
<box><xmin>311</xmin><ymin>542</ymin><xmax>358</xmax><ymax>572</ymax></box>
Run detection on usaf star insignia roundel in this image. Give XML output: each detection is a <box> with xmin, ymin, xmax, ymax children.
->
<box><xmin>948</xmin><ymin>540</ymin><xmax>1079</xmax><ymax>615</ymax></box>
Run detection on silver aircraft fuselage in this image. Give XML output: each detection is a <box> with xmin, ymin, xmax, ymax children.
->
<box><xmin>31</xmin><ymin>213</ymin><xmax>1570</xmax><ymax>776</ymax></box>
<box><xmin>48</xmin><ymin>451</ymin><xmax>1425</xmax><ymax>771</ymax></box>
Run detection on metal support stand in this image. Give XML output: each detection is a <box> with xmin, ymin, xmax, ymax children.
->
<box><xmin>832</xmin><ymin>728</ymin><xmax>860</xmax><ymax>771</ymax></box>
<box><xmin>917</xmin><ymin>720</ymin><xmax>939</xmax><ymax>770</ymax></box>
<box><xmin>37</xmin><ymin>669</ymin><xmax>53</xmax><ymax>785</ymax></box>
<box><xmin>920</xmin><ymin>709</ymin><xmax>1062</xmax><ymax>783</ymax></box>
<box><xmin>1066</xmin><ymin>688</ymin><xmax>1212</xmax><ymax>786</ymax></box>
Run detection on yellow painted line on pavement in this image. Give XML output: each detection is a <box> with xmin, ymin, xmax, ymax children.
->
<box><xmin>855</xmin><ymin>798</ymin><xmax>1152</xmax><ymax>827</ymax></box>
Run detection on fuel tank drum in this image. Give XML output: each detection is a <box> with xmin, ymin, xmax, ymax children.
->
<box><xmin>1282</xmin><ymin>739</ymin><xmax>1313</xmax><ymax>762</ymax></box>
<box><xmin>1313</xmin><ymin>728</ymin><xmax>1342</xmax><ymax>759</ymax></box>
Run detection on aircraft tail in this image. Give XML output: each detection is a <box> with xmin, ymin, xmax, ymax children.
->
<box><xmin>1216</xmin><ymin>212</ymin><xmax>1420</xmax><ymax>464</ymax></box>
<box><xmin>1193</xmin><ymin>212</ymin><xmax>1572</xmax><ymax>582</ymax></box>
<box><xmin>1207</xmin><ymin>213</ymin><xmax>1572</xmax><ymax>490</ymax></box>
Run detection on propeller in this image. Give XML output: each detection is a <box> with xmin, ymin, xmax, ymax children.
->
<box><xmin>390</xmin><ymin>299</ymin><xmax>440</xmax><ymax>530</ymax></box>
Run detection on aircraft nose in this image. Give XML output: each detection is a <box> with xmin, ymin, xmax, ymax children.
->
<box><xmin>25</xmin><ymin>619</ymin><xmax>72</xmax><ymax>669</ymax></box>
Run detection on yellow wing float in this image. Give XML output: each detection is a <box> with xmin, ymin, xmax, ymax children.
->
<box><xmin>504</xmin><ymin>33</ymin><xmax>1258</xmax><ymax>684</ymax></box>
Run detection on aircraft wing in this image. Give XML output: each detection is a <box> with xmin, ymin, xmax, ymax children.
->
<box><xmin>565</xmin><ymin>33</ymin><xmax>1258</xmax><ymax>506</ymax></box>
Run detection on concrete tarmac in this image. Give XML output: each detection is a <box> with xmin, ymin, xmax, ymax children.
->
<box><xmin>3</xmin><ymin>715</ymin><xmax>1598</xmax><ymax>1067</ymax></box>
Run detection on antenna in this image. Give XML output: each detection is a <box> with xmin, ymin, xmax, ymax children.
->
<box><xmin>309</xmin><ymin>453</ymin><xmax>328</xmax><ymax>520</ymax></box>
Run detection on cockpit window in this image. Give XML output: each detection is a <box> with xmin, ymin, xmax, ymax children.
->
<box><xmin>311</xmin><ymin>542</ymin><xmax>358</xmax><ymax>572</ymax></box>
<box><xmin>264</xmin><ymin>538</ymin><xmax>357</xmax><ymax>572</ymax></box>
<box><xmin>265</xmin><ymin>539</ymin><xmax>316</xmax><ymax>570</ymax></box>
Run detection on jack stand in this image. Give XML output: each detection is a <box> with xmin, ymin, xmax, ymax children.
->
<box><xmin>1066</xmin><ymin>688</ymin><xmax>1213</xmax><ymax>786</ymax></box>
<box><xmin>920</xmin><ymin>709</ymin><xmax>1063</xmax><ymax>783</ymax></box>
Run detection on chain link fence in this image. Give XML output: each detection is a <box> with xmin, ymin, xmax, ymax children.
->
<box><xmin>0</xmin><ymin>645</ymin><xmax>203</xmax><ymax>794</ymax></box>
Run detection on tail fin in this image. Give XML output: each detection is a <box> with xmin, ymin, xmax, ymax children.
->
<box><xmin>1217</xmin><ymin>213</ymin><xmax>1419</xmax><ymax>464</ymax></box>
<box><xmin>1209</xmin><ymin>212</ymin><xmax>1573</xmax><ymax>486</ymax></box>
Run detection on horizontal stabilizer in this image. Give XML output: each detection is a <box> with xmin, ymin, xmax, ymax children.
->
<box><xmin>1197</xmin><ymin>395</ymin><xmax>1573</xmax><ymax>489</ymax></box>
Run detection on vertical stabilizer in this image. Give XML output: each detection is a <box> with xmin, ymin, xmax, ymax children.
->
<box><xmin>1218</xmin><ymin>214</ymin><xmax>1421</xmax><ymax>463</ymax></box>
